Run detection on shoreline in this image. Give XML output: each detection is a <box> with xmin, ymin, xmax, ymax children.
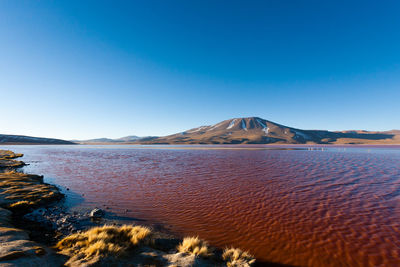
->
<box><xmin>0</xmin><ymin>149</ymin><xmax>270</xmax><ymax>266</ymax></box>
<box><xmin>0</xmin><ymin>150</ymin><xmax>66</xmax><ymax>265</ymax></box>
<box><xmin>3</xmin><ymin>142</ymin><xmax>400</xmax><ymax>147</ymax></box>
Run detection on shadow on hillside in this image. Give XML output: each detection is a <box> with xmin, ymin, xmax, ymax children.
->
<box><xmin>339</xmin><ymin>132</ymin><xmax>395</xmax><ymax>140</ymax></box>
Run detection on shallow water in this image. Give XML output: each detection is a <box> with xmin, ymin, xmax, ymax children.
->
<box><xmin>3</xmin><ymin>145</ymin><xmax>400</xmax><ymax>266</ymax></box>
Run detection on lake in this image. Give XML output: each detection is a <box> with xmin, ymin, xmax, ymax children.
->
<box><xmin>3</xmin><ymin>145</ymin><xmax>400</xmax><ymax>266</ymax></box>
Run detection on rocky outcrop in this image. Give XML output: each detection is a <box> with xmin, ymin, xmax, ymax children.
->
<box><xmin>89</xmin><ymin>208</ymin><xmax>105</xmax><ymax>218</ymax></box>
<box><xmin>0</xmin><ymin>207</ymin><xmax>65</xmax><ymax>266</ymax></box>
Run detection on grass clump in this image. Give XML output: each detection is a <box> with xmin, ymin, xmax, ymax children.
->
<box><xmin>56</xmin><ymin>225</ymin><xmax>153</xmax><ymax>259</ymax></box>
<box><xmin>177</xmin><ymin>236</ymin><xmax>211</xmax><ymax>257</ymax></box>
<box><xmin>222</xmin><ymin>247</ymin><xmax>255</xmax><ymax>267</ymax></box>
<box><xmin>9</xmin><ymin>200</ymin><xmax>35</xmax><ymax>209</ymax></box>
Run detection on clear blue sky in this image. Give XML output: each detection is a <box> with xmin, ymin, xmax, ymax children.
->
<box><xmin>1</xmin><ymin>1</ymin><xmax>400</xmax><ymax>139</ymax></box>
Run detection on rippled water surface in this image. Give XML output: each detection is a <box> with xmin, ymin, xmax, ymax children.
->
<box><xmin>4</xmin><ymin>145</ymin><xmax>400</xmax><ymax>266</ymax></box>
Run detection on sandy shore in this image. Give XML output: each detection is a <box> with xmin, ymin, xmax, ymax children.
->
<box><xmin>0</xmin><ymin>149</ymin><xmax>260</xmax><ymax>267</ymax></box>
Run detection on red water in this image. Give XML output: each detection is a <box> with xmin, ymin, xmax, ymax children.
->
<box><xmin>7</xmin><ymin>145</ymin><xmax>400</xmax><ymax>266</ymax></box>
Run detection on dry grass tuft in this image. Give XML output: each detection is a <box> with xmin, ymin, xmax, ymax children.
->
<box><xmin>222</xmin><ymin>247</ymin><xmax>255</xmax><ymax>266</ymax></box>
<box><xmin>9</xmin><ymin>200</ymin><xmax>35</xmax><ymax>208</ymax></box>
<box><xmin>56</xmin><ymin>225</ymin><xmax>153</xmax><ymax>259</ymax></box>
<box><xmin>177</xmin><ymin>236</ymin><xmax>211</xmax><ymax>257</ymax></box>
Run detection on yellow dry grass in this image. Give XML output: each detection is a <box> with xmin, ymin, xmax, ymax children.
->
<box><xmin>56</xmin><ymin>225</ymin><xmax>153</xmax><ymax>259</ymax></box>
<box><xmin>0</xmin><ymin>150</ymin><xmax>24</xmax><ymax>169</ymax></box>
<box><xmin>9</xmin><ymin>200</ymin><xmax>35</xmax><ymax>208</ymax></box>
<box><xmin>222</xmin><ymin>247</ymin><xmax>255</xmax><ymax>266</ymax></box>
<box><xmin>0</xmin><ymin>150</ymin><xmax>23</xmax><ymax>159</ymax></box>
<box><xmin>177</xmin><ymin>236</ymin><xmax>211</xmax><ymax>257</ymax></box>
<box><xmin>0</xmin><ymin>171</ymin><xmax>62</xmax><ymax>210</ymax></box>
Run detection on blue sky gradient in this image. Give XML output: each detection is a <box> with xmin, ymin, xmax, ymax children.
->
<box><xmin>1</xmin><ymin>1</ymin><xmax>400</xmax><ymax>139</ymax></box>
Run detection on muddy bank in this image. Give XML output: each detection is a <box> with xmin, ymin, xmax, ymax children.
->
<box><xmin>0</xmin><ymin>150</ymin><xmax>260</xmax><ymax>266</ymax></box>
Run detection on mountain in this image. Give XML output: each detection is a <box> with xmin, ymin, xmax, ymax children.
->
<box><xmin>116</xmin><ymin>136</ymin><xmax>141</xmax><ymax>142</ymax></box>
<box><xmin>74</xmin><ymin>135</ymin><xmax>156</xmax><ymax>144</ymax></box>
<box><xmin>0</xmin><ymin>134</ymin><xmax>75</xmax><ymax>145</ymax></box>
<box><xmin>73</xmin><ymin>138</ymin><xmax>118</xmax><ymax>143</ymax></box>
<box><xmin>138</xmin><ymin>117</ymin><xmax>400</xmax><ymax>145</ymax></box>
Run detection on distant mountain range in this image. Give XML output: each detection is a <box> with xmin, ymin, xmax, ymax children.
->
<box><xmin>72</xmin><ymin>135</ymin><xmax>157</xmax><ymax>144</ymax></box>
<box><xmin>138</xmin><ymin>117</ymin><xmax>400</xmax><ymax>145</ymax></box>
<box><xmin>2</xmin><ymin>117</ymin><xmax>399</xmax><ymax>145</ymax></box>
<box><xmin>0</xmin><ymin>134</ymin><xmax>75</xmax><ymax>145</ymax></box>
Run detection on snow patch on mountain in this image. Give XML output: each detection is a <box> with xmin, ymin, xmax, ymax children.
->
<box><xmin>256</xmin><ymin>119</ymin><xmax>269</xmax><ymax>135</ymax></box>
<box><xmin>241</xmin><ymin>120</ymin><xmax>248</xmax><ymax>131</ymax></box>
<box><xmin>227</xmin><ymin>119</ymin><xmax>237</xmax><ymax>129</ymax></box>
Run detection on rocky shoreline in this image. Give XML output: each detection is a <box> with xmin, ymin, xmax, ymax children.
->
<box><xmin>0</xmin><ymin>150</ymin><xmax>66</xmax><ymax>265</ymax></box>
<box><xmin>0</xmin><ymin>149</ymin><xmax>259</xmax><ymax>266</ymax></box>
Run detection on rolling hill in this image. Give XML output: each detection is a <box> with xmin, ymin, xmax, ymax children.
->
<box><xmin>0</xmin><ymin>134</ymin><xmax>75</xmax><ymax>145</ymax></box>
<box><xmin>73</xmin><ymin>135</ymin><xmax>154</xmax><ymax>144</ymax></box>
<box><xmin>138</xmin><ymin>117</ymin><xmax>400</xmax><ymax>145</ymax></box>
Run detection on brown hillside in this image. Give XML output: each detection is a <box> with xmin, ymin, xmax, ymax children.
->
<box><xmin>138</xmin><ymin>117</ymin><xmax>399</xmax><ymax>145</ymax></box>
